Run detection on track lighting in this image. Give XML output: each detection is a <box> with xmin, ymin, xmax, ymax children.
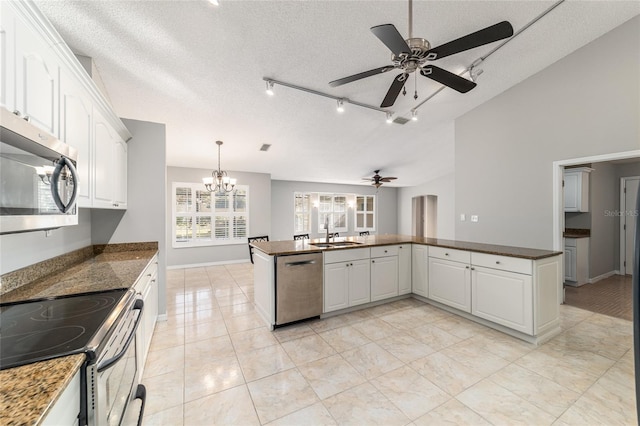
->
<box><xmin>336</xmin><ymin>99</ymin><xmax>345</xmax><ymax>113</ymax></box>
<box><xmin>265</xmin><ymin>80</ymin><xmax>274</xmax><ymax>96</ymax></box>
<box><xmin>411</xmin><ymin>110</ymin><xmax>418</xmax><ymax>121</ymax></box>
<box><xmin>386</xmin><ymin>112</ymin><xmax>393</xmax><ymax>124</ymax></box>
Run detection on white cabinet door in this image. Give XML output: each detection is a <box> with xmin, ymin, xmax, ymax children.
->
<box><xmin>564</xmin><ymin>169</ymin><xmax>590</xmax><ymax>212</ymax></box>
<box><xmin>113</xmin><ymin>138</ymin><xmax>127</xmax><ymax>208</ymax></box>
<box><xmin>60</xmin><ymin>75</ymin><xmax>92</xmax><ymax>206</ymax></box>
<box><xmin>398</xmin><ymin>245</ymin><xmax>411</xmax><ymax>295</ymax></box>
<box><xmin>563</xmin><ymin>173</ymin><xmax>579</xmax><ymax>212</ymax></box>
<box><xmin>428</xmin><ymin>258</ymin><xmax>471</xmax><ymax>312</ymax></box>
<box><xmin>472</xmin><ymin>266</ymin><xmax>533</xmax><ymax>335</ymax></box>
<box><xmin>14</xmin><ymin>17</ymin><xmax>58</xmax><ymax>136</ymax></box>
<box><xmin>93</xmin><ymin>106</ymin><xmax>127</xmax><ymax>209</ymax></box>
<box><xmin>324</xmin><ymin>262</ymin><xmax>349</xmax><ymax>312</ymax></box>
<box><xmin>371</xmin><ymin>256</ymin><xmax>398</xmax><ymax>301</ymax></box>
<box><xmin>564</xmin><ymin>246</ymin><xmax>576</xmax><ymax>282</ymax></box>
<box><xmin>41</xmin><ymin>369</ymin><xmax>80</xmax><ymax>426</ymax></box>
<box><xmin>411</xmin><ymin>245</ymin><xmax>428</xmax><ymax>297</ymax></box>
<box><xmin>0</xmin><ymin>2</ymin><xmax>16</xmax><ymax>110</ymax></box>
<box><xmin>349</xmin><ymin>259</ymin><xmax>371</xmax><ymax>306</ymax></box>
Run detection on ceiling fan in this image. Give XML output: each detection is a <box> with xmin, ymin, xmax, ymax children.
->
<box><xmin>329</xmin><ymin>0</ymin><xmax>514</xmax><ymax>108</ymax></box>
<box><xmin>364</xmin><ymin>170</ymin><xmax>397</xmax><ymax>188</ymax></box>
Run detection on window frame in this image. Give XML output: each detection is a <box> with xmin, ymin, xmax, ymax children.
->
<box><xmin>172</xmin><ymin>182</ymin><xmax>249</xmax><ymax>248</ymax></box>
<box><xmin>317</xmin><ymin>193</ymin><xmax>348</xmax><ymax>234</ymax></box>
<box><xmin>354</xmin><ymin>195</ymin><xmax>376</xmax><ymax>232</ymax></box>
<box><xmin>293</xmin><ymin>192</ymin><xmax>312</xmax><ymax>234</ymax></box>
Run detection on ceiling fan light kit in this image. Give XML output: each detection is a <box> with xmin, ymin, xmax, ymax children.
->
<box><xmin>363</xmin><ymin>170</ymin><xmax>398</xmax><ymax>188</ymax></box>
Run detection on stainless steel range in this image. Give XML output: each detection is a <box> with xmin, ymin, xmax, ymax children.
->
<box><xmin>0</xmin><ymin>288</ymin><xmax>146</xmax><ymax>426</ymax></box>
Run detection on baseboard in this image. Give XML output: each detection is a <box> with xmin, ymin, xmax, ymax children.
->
<box><xmin>588</xmin><ymin>270</ymin><xmax>619</xmax><ymax>284</ymax></box>
<box><xmin>167</xmin><ymin>258</ymin><xmax>250</xmax><ymax>270</ymax></box>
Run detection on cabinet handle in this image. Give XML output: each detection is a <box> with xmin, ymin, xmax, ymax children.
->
<box><xmin>496</xmin><ymin>261</ymin><xmax>501</xmax><ymax>264</ymax></box>
<box><xmin>151</xmin><ymin>279</ymin><xmax>156</xmax><ymax>283</ymax></box>
<box><xmin>384</xmin><ymin>250</ymin><xmax>388</xmax><ymax>253</ymax></box>
<box><xmin>372</xmin><ymin>260</ymin><xmax>375</xmax><ymax>263</ymax></box>
<box><xmin>399</xmin><ymin>246</ymin><xmax>403</xmax><ymax>249</ymax></box>
<box><xmin>23</xmin><ymin>115</ymin><xmax>30</xmax><ymax>122</ymax></box>
<box><xmin>12</xmin><ymin>110</ymin><xmax>21</xmax><ymax>117</ymax></box>
<box><xmin>445</xmin><ymin>253</ymin><xmax>449</xmax><ymax>256</ymax></box>
<box><xmin>147</xmin><ymin>273</ymin><xmax>152</xmax><ymax>277</ymax></box>
<box><xmin>471</xmin><ymin>267</ymin><xmax>475</xmax><ymax>271</ymax></box>
<box><xmin>465</xmin><ymin>266</ymin><xmax>470</xmax><ymax>269</ymax></box>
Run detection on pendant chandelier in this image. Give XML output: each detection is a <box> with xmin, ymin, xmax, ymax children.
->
<box><xmin>202</xmin><ymin>140</ymin><xmax>237</xmax><ymax>193</ymax></box>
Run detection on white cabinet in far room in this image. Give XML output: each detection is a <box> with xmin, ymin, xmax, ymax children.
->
<box><xmin>370</xmin><ymin>245</ymin><xmax>399</xmax><ymax>302</ymax></box>
<box><xmin>93</xmin><ymin>106</ymin><xmax>127</xmax><ymax>209</ymax></box>
<box><xmin>398</xmin><ymin>244</ymin><xmax>412</xmax><ymax>295</ymax></box>
<box><xmin>411</xmin><ymin>244</ymin><xmax>428</xmax><ymax>297</ymax></box>
<box><xmin>564</xmin><ymin>167</ymin><xmax>592</xmax><ymax>212</ymax></box>
<box><xmin>428</xmin><ymin>246</ymin><xmax>472</xmax><ymax>313</ymax></box>
<box><xmin>564</xmin><ymin>237</ymin><xmax>589</xmax><ymax>286</ymax></box>
<box><xmin>324</xmin><ymin>248</ymin><xmax>371</xmax><ymax>312</ymax></box>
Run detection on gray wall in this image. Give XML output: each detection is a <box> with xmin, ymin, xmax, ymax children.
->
<box><xmin>166</xmin><ymin>167</ymin><xmax>271</xmax><ymax>267</ymax></box>
<box><xmin>270</xmin><ymin>180</ymin><xmax>398</xmax><ymax>241</ymax></box>
<box><xmin>455</xmin><ymin>16</ymin><xmax>640</xmax><ymax>250</ymax></box>
<box><xmin>588</xmin><ymin>163</ymin><xmax>618</xmax><ymax>279</ymax></box>
<box><xmin>92</xmin><ymin>119</ymin><xmax>167</xmax><ymax>313</ymax></box>
<box><xmin>0</xmin><ymin>208</ymin><xmax>92</xmax><ymax>274</ymax></box>
<box><xmin>397</xmin><ymin>172</ymin><xmax>455</xmax><ymax>239</ymax></box>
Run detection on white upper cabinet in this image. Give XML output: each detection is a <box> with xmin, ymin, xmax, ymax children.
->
<box><xmin>93</xmin><ymin>106</ymin><xmax>127</xmax><ymax>209</ymax></box>
<box><xmin>564</xmin><ymin>168</ymin><xmax>592</xmax><ymax>212</ymax></box>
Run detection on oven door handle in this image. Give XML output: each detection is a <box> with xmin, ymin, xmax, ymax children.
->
<box><xmin>133</xmin><ymin>384</ymin><xmax>146</xmax><ymax>426</ymax></box>
<box><xmin>97</xmin><ymin>298</ymin><xmax>144</xmax><ymax>373</ymax></box>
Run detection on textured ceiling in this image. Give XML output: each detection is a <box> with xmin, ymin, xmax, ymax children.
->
<box><xmin>35</xmin><ymin>0</ymin><xmax>640</xmax><ymax>187</ymax></box>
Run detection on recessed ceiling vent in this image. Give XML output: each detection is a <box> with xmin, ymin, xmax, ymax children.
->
<box><xmin>393</xmin><ymin>117</ymin><xmax>410</xmax><ymax>125</ymax></box>
<box><xmin>260</xmin><ymin>144</ymin><xmax>271</xmax><ymax>151</ymax></box>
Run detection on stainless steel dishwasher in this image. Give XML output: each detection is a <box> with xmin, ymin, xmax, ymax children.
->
<box><xmin>275</xmin><ymin>252</ymin><xmax>323</xmax><ymax>326</ymax></box>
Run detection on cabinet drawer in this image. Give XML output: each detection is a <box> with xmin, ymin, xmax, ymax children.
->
<box><xmin>428</xmin><ymin>246</ymin><xmax>470</xmax><ymax>264</ymax></box>
<box><xmin>134</xmin><ymin>256</ymin><xmax>158</xmax><ymax>292</ymax></box>
<box><xmin>324</xmin><ymin>247</ymin><xmax>370</xmax><ymax>264</ymax></box>
<box><xmin>371</xmin><ymin>245</ymin><xmax>399</xmax><ymax>258</ymax></box>
<box><xmin>471</xmin><ymin>252</ymin><xmax>532</xmax><ymax>275</ymax></box>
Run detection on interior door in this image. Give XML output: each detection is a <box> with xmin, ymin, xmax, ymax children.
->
<box><xmin>625</xmin><ymin>177</ymin><xmax>640</xmax><ymax>274</ymax></box>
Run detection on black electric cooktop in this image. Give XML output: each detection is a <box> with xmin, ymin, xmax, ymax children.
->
<box><xmin>0</xmin><ymin>288</ymin><xmax>130</xmax><ymax>370</ymax></box>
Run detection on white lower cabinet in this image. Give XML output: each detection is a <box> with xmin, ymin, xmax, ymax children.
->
<box><xmin>324</xmin><ymin>262</ymin><xmax>349</xmax><ymax>312</ymax></box>
<box><xmin>134</xmin><ymin>255</ymin><xmax>158</xmax><ymax>380</ymax></box>
<box><xmin>370</xmin><ymin>255</ymin><xmax>398</xmax><ymax>301</ymax></box>
<box><xmin>428</xmin><ymin>257</ymin><xmax>471</xmax><ymax>313</ymax></box>
<box><xmin>471</xmin><ymin>266</ymin><xmax>533</xmax><ymax>334</ymax></box>
<box><xmin>349</xmin><ymin>259</ymin><xmax>371</xmax><ymax>306</ymax></box>
<box><xmin>398</xmin><ymin>245</ymin><xmax>411</xmax><ymax>295</ymax></box>
<box><xmin>324</xmin><ymin>248</ymin><xmax>371</xmax><ymax>313</ymax></box>
<box><xmin>411</xmin><ymin>244</ymin><xmax>428</xmax><ymax>297</ymax></box>
<box><xmin>41</xmin><ymin>369</ymin><xmax>80</xmax><ymax>426</ymax></box>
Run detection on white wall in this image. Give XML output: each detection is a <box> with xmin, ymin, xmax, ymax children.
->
<box><xmin>166</xmin><ymin>167</ymin><xmax>271</xmax><ymax>267</ymax></box>
<box><xmin>455</xmin><ymin>16</ymin><xmax>640</xmax><ymax>249</ymax></box>
<box><xmin>397</xmin><ymin>172</ymin><xmax>455</xmax><ymax>239</ymax></box>
<box><xmin>271</xmin><ymin>180</ymin><xmax>398</xmax><ymax>241</ymax></box>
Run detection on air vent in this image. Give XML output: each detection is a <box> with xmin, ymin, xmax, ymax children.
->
<box><xmin>260</xmin><ymin>144</ymin><xmax>271</xmax><ymax>151</ymax></box>
<box><xmin>393</xmin><ymin>117</ymin><xmax>410</xmax><ymax>125</ymax></box>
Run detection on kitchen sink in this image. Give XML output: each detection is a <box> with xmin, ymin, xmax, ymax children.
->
<box><xmin>310</xmin><ymin>241</ymin><xmax>363</xmax><ymax>248</ymax></box>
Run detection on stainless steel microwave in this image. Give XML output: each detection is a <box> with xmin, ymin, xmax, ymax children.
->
<box><xmin>0</xmin><ymin>107</ymin><xmax>79</xmax><ymax>234</ymax></box>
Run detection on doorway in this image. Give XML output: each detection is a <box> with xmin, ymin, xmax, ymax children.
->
<box><xmin>622</xmin><ymin>176</ymin><xmax>640</xmax><ymax>275</ymax></box>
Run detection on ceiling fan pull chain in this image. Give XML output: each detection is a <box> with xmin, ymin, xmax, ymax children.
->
<box><xmin>414</xmin><ymin>72</ymin><xmax>418</xmax><ymax>100</ymax></box>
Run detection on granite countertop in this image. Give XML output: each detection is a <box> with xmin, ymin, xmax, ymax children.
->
<box><xmin>0</xmin><ymin>242</ymin><xmax>158</xmax><ymax>426</ymax></box>
<box><xmin>563</xmin><ymin>228</ymin><xmax>591</xmax><ymax>238</ymax></box>
<box><xmin>251</xmin><ymin>234</ymin><xmax>562</xmax><ymax>260</ymax></box>
<box><xmin>0</xmin><ymin>354</ymin><xmax>85</xmax><ymax>426</ymax></box>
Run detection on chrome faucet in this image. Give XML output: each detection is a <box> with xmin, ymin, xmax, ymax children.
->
<box><xmin>325</xmin><ymin>216</ymin><xmax>330</xmax><ymax>243</ymax></box>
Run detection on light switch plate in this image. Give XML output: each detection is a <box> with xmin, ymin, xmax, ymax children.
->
<box><xmin>471</xmin><ymin>215</ymin><xmax>479</xmax><ymax>222</ymax></box>
<box><xmin>460</xmin><ymin>214</ymin><xmax>466</xmax><ymax>221</ymax></box>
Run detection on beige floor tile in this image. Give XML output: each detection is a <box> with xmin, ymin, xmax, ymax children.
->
<box><xmin>350</xmin><ymin>317</ymin><xmax>399</xmax><ymax>340</ymax></box>
<box><xmin>378</xmin><ymin>309</ymin><xmax>421</xmax><ymax>330</ymax></box>
<box><xmin>272</xmin><ymin>323</ymin><xmax>315</xmax><ymax>343</ymax></box>
<box><xmin>489</xmin><ymin>363</ymin><xmax>580</xmax><ymax>417</ymax></box>
<box><xmin>365</xmin><ymin>302</ymin><xmax>400</xmax><ymax>317</ymax></box>
<box><xmin>213</xmin><ymin>286</ymin><xmax>245</xmax><ymax>297</ymax></box>
<box><xmin>406</xmin><ymin>323</ymin><xmax>461</xmax><ymax>350</ymax></box>
<box><xmin>371</xmin><ymin>365</ymin><xmax>449</xmax><ymax>420</ymax></box>
<box><xmin>184</xmin><ymin>334</ymin><xmax>236</xmax><ymax>363</ymax></box>
<box><xmin>224</xmin><ymin>311</ymin><xmax>265</xmax><ymax>333</ymax></box>
<box><xmin>432</xmin><ymin>315</ymin><xmax>490</xmax><ymax>339</ymax></box>
<box><xmin>141</xmin><ymin>404</ymin><xmax>183</xmax><ymax>426</ymax></box>
<box><xmin>308</xmin><ymin>315</ymin><xmax>352</xmax><ymax>333</ymax></box>
<box><xmin>341</xmin><ymin>342</ymin><xmax>403</xmax><ymax>380</ymax></box>
<box><xmin>537</xmin><ymin>340</ymin><xmax>617</xmax><ymax>377</ymax></box>
<box><xmin>247</xmin><ymin>369</ymin><xmax>319</xmax><ymax>424</ymax></box>
<box><xmin>456</xmin><ymin>379</ymin><xmax>557</xmax><ymax>425</ymax></box>
<box><xmin>281</xmin><ymin>334</ymin><xmax>337</xmax><ymax>365</ymax></box>
<box><xmin>410</xmin><ymin>352</ymin><xmax>483</xmax><ymax>396</ymax></box>
<box><xmin>183</xmin><ymin>384</ymin><xmax>260</xmax><ymax>425</ymax></box>
<box><xmin>153</xmin><ymin>313</ymin><xmax>185</xmax><ymax>332</ymax></box>
<box><xmin>323</xmin><ymin>382</ymin><xmax>410</xmax><ymax>426</ymax></box>
<box><xmin>216</xmin><ymin>293</ymin><xmax>250</xmax><ymax>307</ymax></box>
<box><xmin>219</xmin><ymin>302</ymin><xmax>256</xmax><ymax>318</ymax></box>
<box><xmin>318</xmin><ymin>325</ymin><xmax>370</xmax><ymax>353</ymax></box>
<box><xmin>149</xmin><ymin>327</ymin><xmax>184</xmax><ymax>351</ymax></box>
<box><xmin>375</xmin><ymin>332</ymin><xmax>436</xmax><ymax>363</ymax></box>
<box><xmin>184</xmin><ymin>318</ymin><xmax>228</xmax><ymax>343</ymax></box>
<box><xmin>143</xmin><ymin>345</ymin><xmax>184</xmax><ymax>378</ymax></box>
<box><xmin>440</xmin><ymin>339</ymin><xmax>510</xmax><ymax>377</ymax></box>
<box><xmin>143</xmin><ymin>369</ymin><xmax>184</xmax><ymax>416</ymax></box>
<box><xmin>408</xmin><ymin>304</ymin><xmax>452</xmax><ymax>323</ymax></box>
<box><xmin>182</xmin><ymin>308</ymin><xmax>223</xmax><ymax>325</ymax></box>
<box><xmin>183</xmin><ymin>355</ymin><xmax>245</xmax><ymax>402</ymax></box>
<box><xmin>297</xmin><ymin>354</ymin><xmax>366</xmax><ymax>399</ymax></box>
<box><xmin>558</xmin><ymin>304</ymin><xmax>594</xmax><ymax>330</ymax></box>
<box><xmin>336</xmin><ymin>308</ymin><xmax>374</xmax><ymax>324</ymax></box>
<box><xmin>466</xmin><ymin>329</ymin><xmax>535</xmax><ymax>362</ymax></box>
<box><xmin>236</xmin><ymin>344</ymin><xmax>295</xmax><ymax>382</ymax></box>
<box><xmin>266</xmin><ymin>402</ymin><xmax>336</xmax><ymax>426</ymax></box>
<box><xmin>550</xmin><ymin>319</ymin><xmax>632</xmax><ymax>361</ymax></box>
<box><xmin>230</xmin><ymin>327</ymin><xmax>278</xmax><ymax>353</ymax></box>
<box><xmin>413</xmin><ymin>398</ymin><xmax>491</xmax><ymax>425</ymax></box>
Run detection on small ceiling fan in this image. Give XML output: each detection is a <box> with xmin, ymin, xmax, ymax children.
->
<box><xmin>363</xmin><ymin>170</ymin><xmax>397</xmax><ymax>188</ymax></box>
<box><xmin>329</xmin><ymin>0</ymin><xmax>514</xmax><ymax>108</ymax></box>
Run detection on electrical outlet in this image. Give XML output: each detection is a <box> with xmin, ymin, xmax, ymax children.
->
<box><xmin>460</xmin><ymin>214</ymin><xmax>466</xmax><ymax>221</ymax></box>
<box><xmin>471</xmin><ymin>215</ymin><xmax>479</xmax><ymax>223</ymax></box>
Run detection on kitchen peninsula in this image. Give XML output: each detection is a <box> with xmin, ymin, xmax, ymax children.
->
<box><xmin>251</xmin><ymin>235</ymin><xmax>563</xmax><ymax>345</ymax></box>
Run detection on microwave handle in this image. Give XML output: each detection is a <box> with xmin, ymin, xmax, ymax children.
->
<box><xmin>97</xmin><ymin>299</ymin><xmax>144</xmax><ymax>373</ymax></box>
<box><xmin>50</xmin><ymin>156</ymin><xmax>79</xmax><ymax>213</ymax></box>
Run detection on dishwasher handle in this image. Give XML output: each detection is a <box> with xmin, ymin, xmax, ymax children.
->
<box><xmin>285</xmin><ymin>260</ymin><xmax>317</xmax><ymax>267</ymax></box>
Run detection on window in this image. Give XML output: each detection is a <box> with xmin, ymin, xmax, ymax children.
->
<box><xmin>355</xmin><ymin>195</ymin><xmax>375</xmax><ymax>231</ymax></box>
<box><xmin>294</xmin><ymin>193</ymin><xmax>311</xmax><ymax>233</ymax></box>
<box><xmin>318</xmin><ymin>194</ymin><xmax>348</xmax><ymax>233</ymax></box>
<box><xmin>172</xmin><ymin>182</ymin><xmax>248</xmax><ymax>247</ymax></box>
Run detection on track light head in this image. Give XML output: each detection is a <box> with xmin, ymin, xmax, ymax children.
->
<box><xmin>411</xmin><ymin>110</ymin><xmax>418</xmax><ymax>121</ymax></box>
<box><xmin>265</xmin><ymin>81</ymin><xmax>275</xmax><ymax>96</ymax></box>
<box><xmin>336</xmin><ymin>99</ymin><xmax>345</xmax><ymax>113</ymax></box>
<box><xmin>386</xmin><ymin>112</ymin><xmax>393</xmax><ymax>124</ymax></box>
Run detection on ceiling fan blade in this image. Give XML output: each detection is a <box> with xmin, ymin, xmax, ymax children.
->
<box><xmin>379</xmin><ymin>177</ymin><xmax>398</xmax><ymax>182</ymax></box>
<box><xmin>425</xmin><ymin>21</ymin><xmax>514</xmax><ymax>60</ymax></box>
<box><xmin>370</xmin><ymin>24</ymin><xmax>411</xmax><ymax>57</ymax></box>
<box><xmin>329</xmin><ymin>66</ymin><xmax>396</xmax><ymax>87</ymax></box>
<box><xmin>380</xmin><ymin>73</ymin><xmax>407</xmax><ymax>108</ymax></box>
<box><xmin>420</xmin><ymin>66</ymin><xmax>476</xmax><ymax>93</ymax></box>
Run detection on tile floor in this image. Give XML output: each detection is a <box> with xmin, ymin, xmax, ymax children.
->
<box><xmin>141</xmin><ymin>263</ymin><xmax>636</xmax><ymax>425</ymax></box>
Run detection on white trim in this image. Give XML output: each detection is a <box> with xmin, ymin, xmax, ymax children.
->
<box><xmin>620</xmin><ymin>176</ymin><xmax>640</xmax><ymax>274</ymax></box>
<box><xmin>552</xmin><ymin>149</ymin><xmax>640</xmax><ymax>304</ymax></box>
<box><xmin>167</xmin><ymin>258</ymin><xmax>251</xmax><ymax>270</ymax></box>
<box><xmin>588</xmin><ymin>270</ymin><xmax>619</xmax><ymax>284</ymax></box>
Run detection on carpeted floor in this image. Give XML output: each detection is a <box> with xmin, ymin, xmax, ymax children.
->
<box><xmin>564</xmin><ymin>274</ymin><xmax>632</xmax><ymax>321</ymax></box>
